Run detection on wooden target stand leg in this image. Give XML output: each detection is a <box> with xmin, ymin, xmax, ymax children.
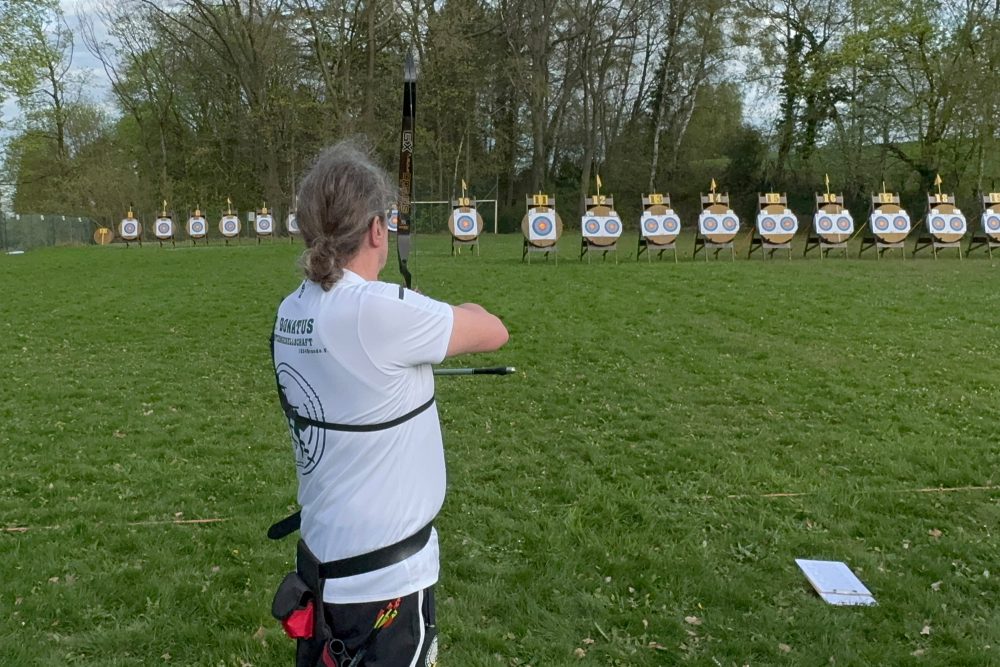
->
<box><xmin>694</xmin><ymin>234</ymin><xmax>735</xmax><ymax>261</ymax></box>
<box><xmin>967</xmin><ymin>233</ymin><xmax>996</xmax><ymax>259</ymax></box>
<box><xmin>637</xmin><ymin>238</ymin><xmax>678</xmax><ymax>263</ymax></box>
<box><xmin>522</xmin><ymin>239</ymin><xmax>557</xmax><ymax>265</ymax></box>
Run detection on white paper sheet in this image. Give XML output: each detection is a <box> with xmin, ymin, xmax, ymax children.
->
<box><xmin>795</xmin><ymin>559</ymin><xmax>877</xmax><ymax>606</ymax></box>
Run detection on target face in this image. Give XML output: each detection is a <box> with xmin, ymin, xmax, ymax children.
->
<box><xmin>640</xmin><ymin>213</ymin><xmax>680</xmax><ymax>237</ymax></box>
<box><xmin>286</xmin><ymin>214</ymin><xmax>300</xmax><ymax>234</ymax></box>
<box><xmin>387</xmin><ymin>208</ymin><xmax>399</xmax><ymax>233</ymax></box>
<box><xmin>220</xmin><ymin>215</ymin><xmax>240</xmax><ymax>237</ymax></box>
<box><xmin>256</xmin><ymin>215</ymin><xmax>273</xmax><ymax>234</ymax></box>
<box><xmin>455</xmin><ymin>214</ymin><xmax>476</xmax><ymax>234</ymax></box>
<box><xmin>584</xmin><ymin>218</ymin><xmax>601</xmax><ymax>234</ymax></box>
<box><xmin>703</xmin><ymin>217</ymin><xmax>718</xmax><ymax>232</ymax></box>
<box><xmin>120</xmin><ymin>220</ymin><xmax>139</xmax><ymax>239</ymax></box>
<box><xmin>929</xmin><ymin>213</ymin><xmax>947</xmax><ymax>232</ymax></box>
<box><xmin>604</xmin><ymin>218</ymin><xmax>620</xmax><ymax>235</ymax></box>
<box><xmin>760</xmin><ymin>216</ymin><xmax>777</xmax><ymax>232</ymax></box>
<box><xmin>780</xmin><ymin>215</ymin><xmax>796</xmax><ymax>231</ymax></box>
<box><xmin>949</xmin><ymin>216</ymin><xmax>964</xmax><ymax>231</ymax></box>
<box><xmin>275</xmin><ymin>362</ymin><xmax>327</xmax><ymax>476</ymax></box>
<box><xmin>722</xmin><ymin>216</ymin><xmax>738</xmax><ymax>232</ymax></box>
<box><xmin>983</xmin><ymin>212</ymin><xmax>1000</xmax><ymax>234</ymax></box>
<box><xmin>893</xmin><ymin>215</ymin><xmax>908</xmax><ymax>231</ymax></box>
<box><xmin>815</xmin><ymin>211</ymin><xmax>853</xmax><ymax>235</ymax></box>
<box><xmin>872</xmin><ymin>214</ymin><xmax>891</xmax><ymax>232</ymax></box>
<box><xmin>188</xmin><ymin>217</ymin><xmax>206</xmax><ymax>237</ymax></box>
<box><xmin>155</xmin><ymin>218</ymin><xmax>172</xmax><ymax>238</ymax></box>
<box><xmin>528</xmin><ymin>210</ymin><xmax>557</xmax><ymax>241</ymax></box>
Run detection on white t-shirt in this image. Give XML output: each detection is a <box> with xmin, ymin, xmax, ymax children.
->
<box><xmin>273</xmin><ymin>269</ymin><xmax>454</xmax><ymax>603</ymax></box>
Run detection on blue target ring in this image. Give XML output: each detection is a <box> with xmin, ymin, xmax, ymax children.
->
<box><xmin>605</xmin><ymin>219</ymin><xmax>620</xmax><ymax>235</ymax></box>
<box><xmin>531</xmin><ymin>216</ymin><xmax>552</xmax><ymax>236</ymax></box>
<box><xmin>158</xmin><ymin>222</ymin><xmax>170</xmax><ymax>235</ymax></box>
<box><xmin>893</xmin><ymin>216</ymin><xmax>908</xmax><ymax>230</ymax></box>
<box><xmin>761</xmin><ymin>216</ymin><xmax>776</xmax><ymax>232</ymax></box>
<box><xmin>584</xmin><ymin>218</ymin><xmax>600</xmax><ymax>234</ymax></box>
<box><xmin>722</xmin><ymin>216</ymin><xmax>738</xmax><ymax>231</ymax></box>
<box><xmin>456</xmin><ymin>214</ymin><xmax>476</xmax><ymax>233</ymax></box>
<box><xmin>818</xmin><ymin>216</ymin><xmax>833</xmax><ymax>231</ymax></box>
<box><xmin>837</xmin><ymin>216</ymin><xmax>851</xmax><ymax>231</ymax></box>
<box><xmin>703</xmin><ymin>217</ymin><xmax>718</xmax><ymax>231</ymax></box>
<box><xmin>224</xmin><ymin>220</ymin><xmax>237</xmax><ymax>233</ymax></box>
<box><xmin>780</xmin><ymin>216</ymin><xmax>795</xmax><ymax>231</ymax></box>
<box><xmin>987</xmin><ymin>214</ymin><xmax>1000</xmax><ymax>232</ymax></box>
<box><xmin>949</xmin><ymin>216</ymin><xmax>963</xmax><ymax>231</ymax></box>
<box><xmin>663</xmin><ymin>217</ymin><xmax>679</xmax><ymax>233</ymax></box>
<box><xmin>874</xmin><ymin>215</ymin><xmax>889</xmax><ymax>231</ymax></box>
<box><xmin>643</xmin><ymin>218</ymin><xmax>659</xmax><ymax>234</ymax></box>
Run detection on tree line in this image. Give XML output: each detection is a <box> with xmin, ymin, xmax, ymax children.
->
<box><xmin>2</xmin><ymin>0</ymin><xmax>999</xmax><ymax>232</ymax></box>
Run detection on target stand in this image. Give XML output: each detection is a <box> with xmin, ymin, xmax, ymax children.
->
<box><xmin>912</xmin><ymin>192</ymin><xmax>964</xmax><ymax>259</ymax></box>
<box><xmin>637</xmin><ymin>193</ymin><xmax>679</xmax><ymax>262</ymax></box>
<box><xmin>580</xmin><ymin>195</ymin><xmax>622</xmax><ymax>263</ymax></box>
<box><xmin>804</xmin><ymin>192</ymin><xmax>852</xmax><ymax>259</ymax></box>
<box><xmin>449</xmin><ymin>196</ymin><xmax>483</xmax><ymax>256</ymax></box>
<box><xmin>967</xmin><ymin>193</ymin><xmax>1000</xmax><ymax>258</ymax></box>
<box><xmin>254</xmin><ymin>206</ymin><xmax>275</xmax><ymax>244</ymax></box>
<box><xmin>521</xmin><ymin>194</ymin><xmax>562</xmax><ymax>263</ymax></box>
<box><xmin>286</xmin><ymin>211</ymin><xmax>300</xmax><ymax>243</ymax></box>
<box><xmin>154</xmin><ymin>215</ymin><xmax>175</xmax><ymax>248</ymax></box>
<box><xmin>748</xmin><ymin>192</ymin><xmax>796</xmax><ymax>260</ymax></box>
<box><xmin>220</xmin><ymin>213</ymin><xmax>241</xmax><ymax>245</ymax></box>
<box><xmin>118</xmin><ymin>212</ymin><xmax>143</xmax><ymax>248</ymax></box>
<box><xmin>188</xmin><ymin>210</ymin><xmax>209</xmax><ymax>245</ymax></box>
<box><xmin>860</xmin><ymin>191</ymin><xmax>909</xmax><ymax>259</ymax></box>
<box><xmin>694</xmin><ymin>191</ymin><xmax>739</xmax><ymax>261</ymax></box>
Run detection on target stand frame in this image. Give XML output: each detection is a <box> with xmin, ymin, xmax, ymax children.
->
<box><xmin>966</xmin><ymin>193</ymin><xmax>1000</xmax><ymax>258</ymax></box>
<box><xmin>580</xmin><ymin>195</ymin><xmax>620</xmax><ymax>264</ymax></box>
<box><xmin>748</xmin><ymin>192</ymin><xmax>794</xmax><ymax>260</ymax></box>
<box><xmin>912</xmin><ymin>193</ymin><xmax>963</xmax><ymax>260</ymax></box>
<box><xmin>154</xmin><ymin>214</ymin><xmax>176</xmax><ymax>248</ymax></box>
<box><xmin>859</xmin><ymin>192</ymin><xmax>908</xmax><ymax>260</ymax></box>
<box><xmin>450</xmin><ymin>196</ymin><xmax>482</xmax><ymax>257</ymax></box>
<box><xmin>118</xmin><ymin>218</ymin><xmax>143</xmax><ymax>248</ymax></box>
<box><xmin>636</xmin><ymin>194</ymin><xmax>678</xmax><ymax>263</ymax></box>
<box><xmin>804</xmin><ymin>193</ymin><xmax>850</xmax><ymax>259</ymax></box>
<box><xmin>522</xmin><ymin>194</ymin><xmax>561</xmax><ymax>264</ymax></box>
<box><xmin>693</xmin><ymin>192</ymin><xmax>737</xmax><ymax>261</ymax></box>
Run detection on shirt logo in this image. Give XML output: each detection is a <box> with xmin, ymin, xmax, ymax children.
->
<box><xmin>275</xmin><ymin>362</ymin><xmax>326</xmax><ymax>475</ymax></box>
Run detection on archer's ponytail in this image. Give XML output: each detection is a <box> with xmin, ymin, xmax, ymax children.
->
<box><xmin>296</xmin><ymin>139</ymin><xmax>396</xmax><ymax>290</ymax></box>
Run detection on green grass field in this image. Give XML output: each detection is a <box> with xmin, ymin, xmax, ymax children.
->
<box><xmin>2</xmin><ymin>233</ymin><xmax>999</xmax><ymax>666</ymax></box>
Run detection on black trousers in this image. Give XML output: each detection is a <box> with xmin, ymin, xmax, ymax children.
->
<box><xmin>319</xmin><ymin>586</ymin><xmax>437</xmax><ymax>667</ymax></box>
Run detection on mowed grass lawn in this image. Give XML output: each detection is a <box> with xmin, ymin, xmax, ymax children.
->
<box><xmin>2</xmin><ymin>233</ymin><xmax>999</xmax><ymax>666</ymax></box>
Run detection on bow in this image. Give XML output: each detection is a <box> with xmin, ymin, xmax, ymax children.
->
<box><xmin>396</xmin><ymin>53</ymin><xmax>416</xmax><ymax>289</ymax></box>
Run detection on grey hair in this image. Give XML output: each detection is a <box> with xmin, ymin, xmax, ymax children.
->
<box><xmin>296</xmin><ymin>139</ymin><xmax>397</xmax><ymax>290</ymax></box>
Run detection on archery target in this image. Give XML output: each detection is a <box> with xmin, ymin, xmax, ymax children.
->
<box><xmin>581</xmin><ymin>214</ymin><xmax>622</xmax><ymax>238</ymax></box>
<box><xmin>286</xmin><ymin>213</ymin><xmax>300</xmax><ymax>234</ymax></box>
<box><xmin>255</xmin><ymin>214</ymin><xmax>273</xmax><ymax>235</ymax></box>
<box><xmin>528</xmin><ymin>209</ymin><xmax>557</xmax><ymax>241</ymax></box>
<box><xmin>449</xmin><ymin>207</ymin><xmax>482</xmax><ymax>240</ymax></box>
<box><xmin>188</xmin><ymin>216</ymin><xmax>207</xmax><ymax>237</ymax></box>
<box><xmin>871</xmin><ymin>212</ymin><xmax>892</xmax><ymax>233</ymax></box>
<box><xmin>640</xmin><ymin>213</ymin><xmax>680</xmax><ymax>237</ymax></box>
<box><xmin>155</xmin><ymin>217</ymin><xmax>173</xmax><ymax>239</ymax></box>
<box><xmin>982</xmin><ymin>211</ymin><xmax>1000</xmax><ymax>238</ymax></box>
<box><xmin>120</xmin><ymin>219</ymin><xmax>140</xmax><ymax>240</ymax></box>
<box><xmin>387</xmin><ymin>208</ymin><xmax>399</xmax><ymax>233</ymax></box>
<box><xmin>928</xmin><ymin>210</ymin><xmax>965</xmax><ymax>236</ymax></box>
<box><xmin>756</xmin><ymin>208</ymin><xmax>798</xmax><ymax>237</ymax></box>
<box><xmin>699</xmin><ymin>210</ymin><xmax>739</xmax><ymax>237</ymax></box>
<box><xmin>220</xmin><ymin>215</ymin><xmax>240</xmax><ymax>237</ymax></box>
<box><xmin>814</xmin><ymin>211</ymin><xmax>853</xmax><ymax>235</ymax></box>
